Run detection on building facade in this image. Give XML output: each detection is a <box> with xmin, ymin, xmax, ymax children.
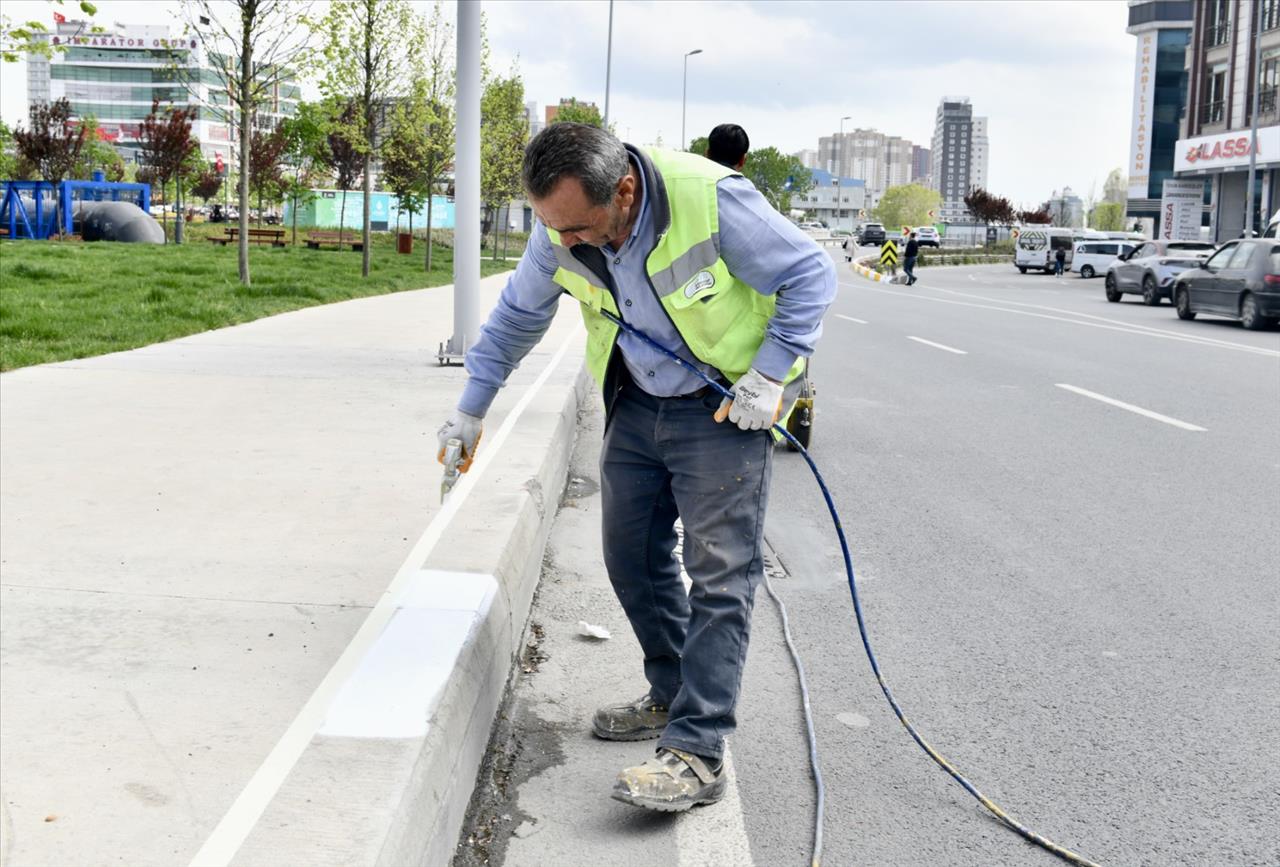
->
<box><xmin>794</xmin><ymin>148</ymin><xmax>819</xmax><ymax>170</ymax></box>
<box><xmin>26</xmin><ymin>19</ymin><xmax>299</xmax><ymax>166</ymax></box>
<box><xmin>929</xmin><ymin>97</ymin><xmax>988</xmax><ymax>223</ymax></box>
<box><xmin>911</xmin><ymin>144</ymin><xmax>931</xmax><ymax>185</ymax></box>
<box><xmin>1125</xmin><ymin>0</ymin><xmax>1198</xmax><ymax>232</ymax></box>
<box><xmin>1174</xmin><ymin>0</ymin><xmax>1280</xmax><ymax>239</ymax></box>
<box><xmin>791</xmin><ymin>168</ymin><xmax>866</xmax><ymax>231</ymax></box>
<box><xmin>544</xmin><ymin>97</ymin><xmax>599</xmax><ymax>125</ymax></box>
<box><xmin>816</xmin><ymin>127</ymin><xmax>919</xmax><ymax>197</ymax></box>
<box><xmin>1044</xmin><ymin>186</ymin><xmax>1086</xmax><ymax>227</ymax></box>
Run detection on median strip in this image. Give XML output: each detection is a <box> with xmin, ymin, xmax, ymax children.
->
<box><xmin>1055</xmin><ymin>384</ymin><xmax>1207</xmax><ymax>431</ymax></box>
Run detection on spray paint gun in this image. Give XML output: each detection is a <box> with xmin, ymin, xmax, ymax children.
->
<box><xmin>440</xmin><ymin>437</ymin><xmax>464</xmax><ymax>502</ymax></box>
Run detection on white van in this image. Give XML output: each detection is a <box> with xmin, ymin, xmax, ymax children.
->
<box><xmin>1264</xmin><ymin>210</ymin><xmax>1280</xmax><ymax>237</ymax></box>
<box><xmin>1015</xmin><ymin>227</ymin><xmax>1075</xmax><ymax>273</ymax></box>
<box><xmin>1072</xmin><ymin>240</ymin><xmax>1138</xmax><ymax>279</ymax></box>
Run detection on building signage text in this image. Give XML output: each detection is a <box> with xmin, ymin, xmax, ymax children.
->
<box><xmin>51</xmin><ymin>35</ymin><xmax>198</xmax><ymax>49</ymax></box>
<box><xmin>1128</xmin><ymin>34</ymin><xmax>1155</xmax><ymax>199</ymax></box>
<box><xmin>1175</xmin><ymin>126</ymin><xmax>1280</xmax><ymax>173</ymax></box>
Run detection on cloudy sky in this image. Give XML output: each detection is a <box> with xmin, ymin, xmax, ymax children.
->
<box><xmin>1</xmin><ymin>0</ymin><xmax>1136</xmax><ymax>207</ymax></box>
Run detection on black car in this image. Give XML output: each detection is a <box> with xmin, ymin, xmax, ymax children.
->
<box><xmin>856</xmin><ymin>222</ymin><xmax>886</xmax><ymax>246</ymax></box>
<box><xmin>1172</xmin><ymin>239</ymin><xmax>1280</xmax><ymax>330</ymax></box>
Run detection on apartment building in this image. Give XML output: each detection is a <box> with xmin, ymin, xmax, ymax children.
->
<box><xmin>929</xmin><ymin>97</ymin><xmax>989</xmax><ymax>223</ymax></box>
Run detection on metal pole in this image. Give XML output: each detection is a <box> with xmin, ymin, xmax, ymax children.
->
<box><xmin>836</xmin><ymin>115</ymin><xmax>850</xmax><ymax>231</ymax></box>
<box><xmin>681</xmin><ymin>48</ymin><xmax>701</xmax><ymax>151</ymax></box>
<box><xmin>603</xmin><ymin>0</ymin><xmax>613</xmax><ymax>129</ymax></box>
<box><xmin>445</xmin><ymin>0</ymin><xmax>481</xmax><ymax>362</ymax></box>
<box><xmin>1246</xmin><ymin>0</ymin><xmax>1264</xmax><ymax>236</ymax></box>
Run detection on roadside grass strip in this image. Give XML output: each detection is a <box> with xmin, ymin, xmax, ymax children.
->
<box><xmin>0</xmin><ymin>230</ymin><xmax>518</xmax><ymax>371</ymax></box>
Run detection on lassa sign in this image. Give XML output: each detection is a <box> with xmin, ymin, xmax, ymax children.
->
<box><xmin>1175</xmin><ymin>126</ymin><xmax>1280</xmax><ymax>172</ymax></box>
<box><xmin>1184</xmin><ymin>136</ymin><xmax>1252</xmax><ymax>163</ymax></box>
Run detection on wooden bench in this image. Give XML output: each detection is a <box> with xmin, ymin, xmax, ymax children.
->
<box><xmin>207</xmin><ymin>227</ymin><xmax>287</xmax><ymax>247</ymax></box>
<box><xmin>305</xmin><ymin>230</ymin><xmax>364</xmax><ymax>252</ymax></box>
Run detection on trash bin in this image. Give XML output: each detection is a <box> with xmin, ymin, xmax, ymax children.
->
<box><xmin>397</xmin><ymin>232</ymin><xmax>413</xmax><ymax>254</ymax></box>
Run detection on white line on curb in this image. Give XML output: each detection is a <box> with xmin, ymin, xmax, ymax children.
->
<box><xmin>188</xmin><ymin>334</ymin><xmax>577</xmax><ymax>867</ymax></box>
<box><xmin>1055</xmin><ymin>383</ymin><xmax>1207</xmax><ymax>431</ymax></box>
<box><xmin>835</xmin><ymin>314</ymin><xmax>868</xmax><ymax>324</ymax></box>
<box><xmin>907</xmin><ymin>336</ymin><xmax>968</xmax><ymax>355</ymax></box>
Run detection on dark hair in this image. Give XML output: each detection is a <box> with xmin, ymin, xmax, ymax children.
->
<box><xmin>707</xmin><ymin>123</ymin><xmax>749</xmax><ymax>168</ymax></box>
<box><xmin>522</xmin><ymin>123</ymin><xmax>630</xmax><ymax>205</ymax></box>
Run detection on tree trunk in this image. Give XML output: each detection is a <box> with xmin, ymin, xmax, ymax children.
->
<box><xmin>237</xmin><ymin>7</ymin><xmax>253</xmax><ymax>285</ymax></box>
<box><xmin>360</xmin><ymin>0</ymin><xmax>373</xmax><ymax>279</ymax></box>
<box><xmin>424</xmin><ymin>192</ymin><xmax>434</xmax><ymax>272</ymax></box>
<box><xmin>339</xmin><ymin>189</ymin><xmax>347</xmax><ymax>245</ymax></box>
<box><xmin>174</xmin><ymin>169</ymin><xmax>184</xmax><ymax>244</ymax></box>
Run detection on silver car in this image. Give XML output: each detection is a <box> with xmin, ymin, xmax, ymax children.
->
<box><xmin>1105</xmin><ymin>240</ymin><xmax>1217</xmax><ymax>305</ymax></box>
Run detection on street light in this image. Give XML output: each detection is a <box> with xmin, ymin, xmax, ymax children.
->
<box><xmin>681</xmin><ymin>48</ymin><xmax>702</xmax><ymax>151</ymax></box>
<box><xmin>836</xmin><ymin>115</ymin><xmax>850</xmax><ymax>230</ymax></box>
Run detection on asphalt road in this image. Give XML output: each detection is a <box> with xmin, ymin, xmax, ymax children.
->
<box><xmin>740</xmin><ymin>255</ymin><xmax>1280</xmax><ymax>865</ymax></box>
<box><xmin>457</xmin><ymin>253</ymin><xmax>1280</xmax><ymax>867</ymax></box>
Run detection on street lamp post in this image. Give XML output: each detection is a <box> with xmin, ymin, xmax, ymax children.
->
<box><xmin>1245</xmin><ymin>0</ymin><xmax>1264</xmax><ymax>236</ymax></box>
<box><xmin>681</xmin><ymin>48</ymin><xmax>702</xmax><ymax>151</ymax></box>
<box><xmin>603</xmin><ymin>0</ymin><xmax>614</xmax><ymax>128</ymax></box>
<box><xmin>835</xmin><ymin>115</ymin><xmax>850</xmax><ymax>231</ymax></box>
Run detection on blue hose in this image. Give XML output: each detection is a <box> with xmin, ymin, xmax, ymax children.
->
<box><xmin>599</xmin><ymin>308</ymin><xmax>1100</xmax><ymax>867</ymax></box>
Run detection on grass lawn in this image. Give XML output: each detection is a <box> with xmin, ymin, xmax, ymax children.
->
<box><xmin>0</xmin><ymin>224</ymin><xmax>522</xmax><ymax>371</ymax></box>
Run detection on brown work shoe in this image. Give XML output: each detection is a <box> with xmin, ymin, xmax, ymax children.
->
<box><xmin>611</xmin><ymin>747</ymin><xmax>727</xmax><ymax>812</ymax></box>
<box><xmin>591</xmin><ymin>694</ymin><xmax>669</xmax><ymax>741</ymax></box>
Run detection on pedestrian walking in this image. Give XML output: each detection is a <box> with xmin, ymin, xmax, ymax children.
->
<box><xmin>1054</xmin><ymin>245</ymin><xmax>1066</xmax><ymax>277</ymax></box>
<box><xmin>437</xmin><ymin>123</ymin><xmax>836</xmax><ymax>813</ymax></box>
<box><xmin>904</xmin><ymin>231</ymin><xmax>919</xmax><ymax>285</ymax></box>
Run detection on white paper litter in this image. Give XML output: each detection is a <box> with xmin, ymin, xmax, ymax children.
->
<box><xmin>577</xmin><ymin>620</ymin><xmax>611</xmax><ymax>640</ymax></box>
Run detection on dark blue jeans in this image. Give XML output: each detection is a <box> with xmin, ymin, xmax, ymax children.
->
<box><xmin>904</xmin><ymin>255</ymin><xmax>917</xmax><ymax>282</ymax></box>
<box><xmin>600</xmin><ymin>374</ymin><xmax>773</xmax><ymax>761</ymax></box>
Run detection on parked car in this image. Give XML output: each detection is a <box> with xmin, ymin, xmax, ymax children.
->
<box><xmin>912</xmin><ymin>226</ymin><xmax>941</xmax><ymax>247</ymax></box>
<box><xmin>1072</xmin><ymin>240</ymin><xmax>1138</xmax><ymax>279</ymax></box>
<box><xmin>797</xmin><ymin>220</ymin><xmax>827</xmax><ymax>236</ymax></box>
<box><xmin>1015</xmin><ymin>227</ymin><xmax>1075</xmax><ymax>273</ymax></box>
<box><xmin>1104</xmin><ymin>239</ymin><xmax>1217</xmax><ymax>304</ymax></box>
<box><xmin>857</xmin><ymin>222</ymin><xmax>886</xmax><ymax>246</ymax></box>
<box><xmin>1172</xmin><ymin>239</ymin><xmax>1280</xmax><ymax>329</ymax></box>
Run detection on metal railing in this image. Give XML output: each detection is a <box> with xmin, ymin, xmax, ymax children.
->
<box><xmin>1201</xmin><ymin>99</ymin><xmax>1226</xmax><ymax>125</ymax></box>
<box><xmin>1205</xmin><ymin>21</ymin><xmax>1230</xmax><ymax>47</ymax></box>
<box><xmin>1260</xmin><ymin>88</ymin><xmax>1279</xmax><ymax>120</ymax></box>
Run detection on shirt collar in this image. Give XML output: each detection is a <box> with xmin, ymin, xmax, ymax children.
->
<box><xmin>618</xmin><ymin>153</ymin><xmax>648</xmax><ymax>252</ymax></box>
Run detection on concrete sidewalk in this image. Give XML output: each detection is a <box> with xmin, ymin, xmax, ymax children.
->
<box><xmin>0</xmin><ymin>274</ymin><xmax>587</xmax><ymax>867</ymax></box>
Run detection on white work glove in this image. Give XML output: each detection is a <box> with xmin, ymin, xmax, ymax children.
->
<box><xmin>714</xmin><ymin>368</ymin><xmax>784</xmax><ymax>431</ymax></box>
<box><xmin>437</xmin><ymin>410</ymin><xmax>484</xmax><ymax>472</ymax></box>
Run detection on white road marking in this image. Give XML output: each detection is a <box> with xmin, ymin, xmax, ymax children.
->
<box><xmin>907</xmin><ymin>336</ymin><xmax>968</xmax><ymax>355</ymax></box>
<box><xmin>675</xmin><ymin>744</ymin><xmax>754</xmax><ymax>867</ymax></box>
<box><xmin>1055</xmin><ymin>384</ymin><xmax>1207</xmax><ymax>431</ymax></box>
<box><xmin>188</xmin><ymin>334</ymin><xmax>578</xmax><ymax>867</ymax></box>
<box><xmin>841</xmin><ymin>278</ymin><xmax>1280</xmax><ymax>358</ymax></box>
<box><xmin>835</xmin><ymin>314</ymin><xmax>868</xmax><ymax>324</ymax></box>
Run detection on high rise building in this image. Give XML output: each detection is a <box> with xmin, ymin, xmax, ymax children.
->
<box><xmin>817</xmin><ymin>127</ymin><xmax>919</xmax><ymax>197</ymax></box>
<box><xmin>1124</xmin><ymin>0</ymin><xmax>1197</xmax><ymax>234</ymax></box>
<box><xmin>911</xmin><ymin>145</ymin><xmax>931</xmax><ymax>184</ymax></box>
<box><xmin>794</xmin><ymin>148</ymin><xmax>819</xmax><ymax>170</ymax></box>
<box><xmin>524</xmin><ymin>100</ymin><xmax>545</xmax><ymax>138</ymax></box>
<box><xmin>929</xmin><ymin>97</ymin><xmax>987</xmax><ymax>223</ymax></box>
<box><xmin>26</xmin><ymin>18</ymin><xmax>299</xmax><ymax>165</ymax></box>
<box><xmin>1166</xmin><ymin>0</ymin><xmax>1280</xmax><ymax>240</ymax></box>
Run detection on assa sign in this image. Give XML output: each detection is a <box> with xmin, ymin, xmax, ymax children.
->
<box><xmin>1175</xmin><ymin>126</ymin><xmax>1280</xmax><ymax>172</ymax></box>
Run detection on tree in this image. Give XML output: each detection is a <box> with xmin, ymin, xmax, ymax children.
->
<box><xmin>13</xmin><ymin>98</ymin><xmax>86</xmax><ymax>183</ymax></box>
<box><xmin>1090</xmin><ymin>202</ymin><xmax>1126</xmax><ymax>232</ymax></box>
<box><xmin>687</xmin><ymin>135</ymin><xmax>709</xmax><ymax>156</ymax></box>
<box><xmin>248</xmin><ymin>126</ymin><xmax>287</xmax><ymax>226</ymax></box>
<box><xmin>278</xmin><ymin>100</ymin><xmax>331</xmax><ymax>246</ymax></box>
<box><xmin>481</xmin><ymin>69</ymin><xmax>527</xmax><ymax>260</ymax></box>
<box><xmin>551</xmin><ymin>98</ymin><xmax>604</xmax><ymax>128</ymax></box>
<box><xmin>324</xmin><ymin>99</ymin><xmax>362</xmax><ymax>244</ymax></box>
<box><xmin>381</xmin><ymin>90</ymin><xmax>431</xmax><ymax>239</ymax></box>
<box><xmin>313</xmin><ymin>0</ymin><xmax>416</xmax><ymax>277</ymax></box>
<box><xmin>185</xmin><ymin>0</ymin><xmax>312</xmax><ymax>283</ymax></box>
<box><xmin>2</xmin><ymin>0</ymin><xmax>97</xmax><ymax>63</ymax></box>
<box><xmin>191</xmin><ymin>166</ymin><xmax>223</xmax><ymax>204</ymax></box>
<box><xmin>742</xmin><ymin>147</ymin><xmax>811</xmax><ymax>213</ymax></box>
<box><xmin>414</xmin><ymin>1</ymin><xmax>455</xmax><ymax>272</ymax></box>
<box><xmin>138</xmin><ymin>99</ymin><xmax>197</xmax><ymax>242</ymax></box>
<box><xmin>963</xmin><ymin>187</ymin><xmax>1014</xmax><ymax>243</ymax></box>
<box><xmin>0</xmin><ymin>120</ymin><xmax>16</xmax><ymax>179</ymax></box>
<box><xmin>871</xmin><ymin>183</ymin><xmax>941</xmax><ymax>231</ymax></box>
<box><xmin>1017</xmin><ymin>207</ymin><xmax>1052</xmax><ymax>225</ymax></box>
<box><xmin>73</xmin><ymin>116</ymin><xmax>125</xmax><ymax>181</ymax></box>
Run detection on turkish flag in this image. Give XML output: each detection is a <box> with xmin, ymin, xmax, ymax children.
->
<box><xmin>53</xmin><ymin>11</ymin><xmax>66</xmax><ymax>23</ymax></box>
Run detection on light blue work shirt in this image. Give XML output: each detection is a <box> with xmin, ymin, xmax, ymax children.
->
<box><xmin>458</xmin><ymin>153</ymin><xmax>837</xmax><ymax>418</ymax></box>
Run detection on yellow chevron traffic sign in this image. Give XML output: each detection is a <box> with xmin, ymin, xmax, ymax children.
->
<box><xmin>880</xmin><ymin>240</ymin><xmax>899</xmax><ymax>266</ymax></box>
